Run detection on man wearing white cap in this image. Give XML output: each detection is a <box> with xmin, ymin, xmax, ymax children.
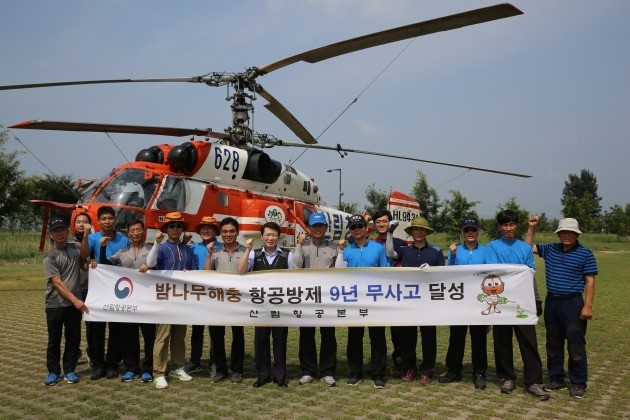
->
<box><xmin>526</xmin><ymin>216</ymin><xmax>598</xmax><ymax>399</ymax></box>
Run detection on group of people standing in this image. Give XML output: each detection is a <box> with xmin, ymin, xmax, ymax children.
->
<box><xmin>43</xmin><ymin>206</ymin><xmax>597</xmax><ymax>400</ymax></box>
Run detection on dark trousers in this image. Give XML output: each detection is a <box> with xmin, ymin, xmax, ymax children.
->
<box><xmin>493</xmin><ymin>324</ymin><xmax>544</xmax><ymax>386</ymax></box>
<box><xmin>346</xmin><ymin>326</ymin><xmax>386</xmax><ymax>379</ymax></box>
<box><xmin>190</xmin><ymin>325</ymin><xmax>215</xmax><ymax>366</ymax></box>
<box><xmin>210</xmin><ymin>325</ymin><xmax>245</xmax><ymax>374</ymax></box>
<box><xmin>46</xmin><ymin>306</ymin><xmax>82</xmax><ymax>375</ymax></box>
<box><xmin>88</xmin><ymin>321</ymin><xmax>107</xmax><ymax>370</ymax></box>
<box><xmin>106</xmin><ymin>322</ymin><xmax>140</xmax><ymax>373</ymax></box>
<box><xmin>399</xmin><ymin>326</ymin><xmax>436</xmax><ymax>375</ymax></box>
<box><xmin>390</xmin><ymin>326</ymin><xmax>403</xmax><ymax>362</ymax></box>
<box><xmin>140</xmin><ymin>323</ymin><xmax>156</xmax><ymax>374</ymax></box>
<box><xmin>545</xmin><ymin>294</ymin><xmax>588</xmax><ymax>385</ymax></box>
<box><xmin>299</xmin><ymin>326</ymin><xmax>337</xmax><ymax>376</ymax></box>
<box><xmin>254</xmin><ymin>326</ymin><xmax>288</xmax><ymax>383</ymax></box>
<box><xmin>444</xmin><ymin>325</ymin><xmax>488</xmax><ymax>375</ymax></box>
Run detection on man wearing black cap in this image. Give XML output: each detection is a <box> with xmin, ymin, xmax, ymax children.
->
<box><xmin>43</xmin><ymin>217</ymin><xmax>89</xmax><ymax>386</ymax></box>
<box><xmin>335</xmin><ymin>214</ymin><xmax>389</xmax><ymax>389</ymax></box>
<box><xmin>441</xmin><ymin>216</ymin><xmax>489</xmax><ymax>390</ymax></box>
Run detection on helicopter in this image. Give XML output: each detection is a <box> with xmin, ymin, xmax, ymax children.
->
<box><xmin>1</xmin><ymin>3</ymin><xmax>527</xmax><ymax>250</ymax></box>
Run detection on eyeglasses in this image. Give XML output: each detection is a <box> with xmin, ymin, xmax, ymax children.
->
<box><xmin>463</xmin><ymin>227</ymin><xmax>478</xmax><ymax>233</ymax></box>
<box><xmin>167</xmin><ymin>223</ymin><xmax>183</xmax><ymax>229</ymax></box>
<box><xmin>349</xmin><ymin>225</ymin><xmax>365</xmax><ymax>230</ymax></box>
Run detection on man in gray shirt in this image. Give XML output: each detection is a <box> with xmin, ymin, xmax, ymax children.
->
<box><xmin>43</xmin><ymin>217</ymin><xmax>89</xmax><ymax>386</ymax></box>
<box><xmin>203</xmin><ymin>217</ymin><xmax>248</xmax><ymax>384</ymax></box>
<box><xmin>292</xmin><ymin>212</ymin><xmax>339</xmax><ymax>387</ymax></box>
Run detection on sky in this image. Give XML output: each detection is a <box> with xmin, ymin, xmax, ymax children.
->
<box><xmin>1</xmin><ymin>0</ymin><xmax>629</xmax><ymax>219</ymax></box>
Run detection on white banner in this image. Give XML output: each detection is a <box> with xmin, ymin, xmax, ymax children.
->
<box><xmin>84</xmin><ymin>264</ymin><xmax>538</xmax><ymax>326</ymax></box>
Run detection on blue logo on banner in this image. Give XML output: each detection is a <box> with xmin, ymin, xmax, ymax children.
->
<box><xmin>115</xmin><ymin>277</ymin><xmax>134</xmax><ymax>299</ymax></box>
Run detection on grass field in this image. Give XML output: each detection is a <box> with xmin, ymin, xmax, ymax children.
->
<box><xmin>0</xmin><ymin>232</ymin><xmax>629</xmax><ymax>419</ymax></box>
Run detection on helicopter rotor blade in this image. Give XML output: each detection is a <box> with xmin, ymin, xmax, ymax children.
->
<box><xmin>276</xmin><ymin>141</ymin><xmax>531</xmax><ymax>178</ymax></box>
<box><xmin>257</xmin><ymin>3</ymin><xmax>522</xmax><ymax>75</ymax></box>
<box><xmin>0</xmin><ymin>77</ymin><xmax>213</xmax><ymax>91</ymax></box>
<box><xmin>10</xmin><ymin>120</ymin><xmax>230</xmax><ymax>139</ymax></box>
<box><xmin>256</xmin><ymin>85</ymin><xmax>317</xmax><ymax>145</ymax></box>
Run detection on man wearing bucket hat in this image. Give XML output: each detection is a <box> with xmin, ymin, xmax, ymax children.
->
<box><xmin>390</xmin><ymin>216</ymin><xmax>444</xmax><ymax>386</ymax></box>
<box><xmin>335</xmin><ymin>214</ymin><xmax>389</xmax><ymax>389</ymax></box>
<box><xmin>146</xmin><ymin>212</ymin><xmax>196</xmax><ymax>389</ymax></box>
<box><xmin>293</xmin><ymin>212</ymin><xmax>339</xmax><ymax>387</ymax></box>
<box><xmin>441</xmin><ymin>216</ymin><xmax>489</xmax><ymax>390</ymax></box>
<box><xmin>184</xmin><ymin>216</ymin><xmax>223</xmax><ymax>379</ymax></box>
<box><xmin>526</xmin><ymin>216</ymin><xmax>598</xmax><ymax>399</ymax></box>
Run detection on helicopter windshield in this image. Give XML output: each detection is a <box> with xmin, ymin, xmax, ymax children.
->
<box><xmin>93</xmin><ymin>168</ymin><xmax>158</xmax><ymax>209</ymax></box>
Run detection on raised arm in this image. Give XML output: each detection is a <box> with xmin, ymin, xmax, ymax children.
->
<box><xmin>146</xmin><ymin>231</ymin><xmax>165</xmax><ymax>268</ymax></box>
<box><xmin>237</xmin><ymin>239</ymin><xmax>254</xmax><ymax>273</ymax></box>
<box><xmin>525</xmin><ymin>215</ymin><xmax>540</xmax><ymax>255</ymax></box>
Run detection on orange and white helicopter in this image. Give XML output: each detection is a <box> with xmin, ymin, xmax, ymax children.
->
<box><xmin>1</xmin><ymin>3</ymin><xmax>528</xmax><ymax>250</ymax></box>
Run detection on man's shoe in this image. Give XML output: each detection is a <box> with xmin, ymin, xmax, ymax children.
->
<box><xmin>347</xmin><ymin>376</ymin><xmax>362</xmax><ymax>386</ymax></box>
<box><xmin>473</xmin><ymin>373</ymin><xmax>487</xmax><ymax>390</ymax></box>
<box><xmin>90</xmin><ymin>368</ymin><xmax>105</xmax><ymax>380</ymax></box>
<box><xmin>526</xmin><ymin>383</ymin><xmax>550</xmax><ymax>401</ymax></box>
<box><xmin>182</xmin><ymin>362</ymin><xmax>202</xmax><ymax>375</ymax></box>
<box><xmin>299</xmin><ymin>375</ymin><xmax>314</xmax><ymax>385</ymax></box>
<box><xmin>418</xmin><ymin>374</ymin><xmax>431</xmax><ymax>385</ymax></box>
<box><xmin>321</xmin><ymin>376</ymin><xmax>336</xmax><ymax>386</ymax></box>
<box><xmin>401</xmin><ymin>368</ymin><xmax>416</xmax><ymax>383</ymax></box>
<box><xmin>155</xmin><ymin>376</ymin><xmax>168</xmax><ymax>389</ymax></box>
<box><xmin>569</xmin><ymin>383</ymin><xmax>586</xmax><ymax>399</ymax></box>
<box><xmin>141</xmin><ymin>373</ymin><xmax>154</xmax><ymax>383</ymax></box>
<box><xmin>544</xmin><ymin>380</ymin><xmax>567</xmax><ymax>391</ymax></box>
<box><xmin>121</xmin><ymin>371</ymin><xmax>138</xmax><ymax>382</ymax></box>
<box><xmin>106</xmin><ymin>368</ymin><xmax>119</xmax><ymax>379</ymax></box>
<box><xmin>252</xmin><ymin>378</ymin><xmax>271</xmax><ymax>388</ymax></box>
<box><xmin>169</xmin><ymin>367</ymin><xmax>193</xmax><ymax>382</ymax></box>
<box><xmin>230</xmin><ymin>372</ymin><xmax>243</xmax><ymax>384</ymax></box>
<box><xmin>391</xmin><ymin>355</ymin><xmax>403</xmax><ymax>378</ymax></box>
<box><xmin>211</xmin><ymin>372</ymin><xmax>228</xmax><ymax>383</ymax></box>
<box><xmin>500</xmin><ymin>378</ymin><xmax>515</xmax><ymax>394</ymax></box>
<box><xmin>64</xmin><ymin>372</ymin><xmax>79</xmax><ymax>384</ymax></box>
<box><xmin>373</xmin><ymin>378</ymin><xmax>385</xmax><ymax>389</ymax></box>
<box><xmin>277</xmin><ymin>381</ymin><xmax>288</xmax><ymax>387</ymax></box>
<box><xmin>44</xmin><ymin>373</ymin><xmax>60</xmax><ymax>386</ymax></box>
<box><xmin>438</xmin><ymin>371</ymin><xmax>462</xmax><ymax>383</ymax></box>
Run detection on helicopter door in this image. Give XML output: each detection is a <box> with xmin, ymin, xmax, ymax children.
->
<box><xmin>154</xmin><ymin>175</ymin><xmax>205</xmax><ymax>215</ymax></box>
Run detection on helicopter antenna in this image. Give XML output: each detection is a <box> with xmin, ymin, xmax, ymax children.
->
<box><xmin>279</xmin><ymin>37</ymin><xmax>417</xmax><ymax>169</ymax></box>
<box><xmin>104</xmin><ymin>131</ymin><xmax>131</xmax><ymax>164</ymax></box>
<box><xmin>11</xmin><ymin>133</ymin><xmax>82</xmax><ymax>198</ymax></box>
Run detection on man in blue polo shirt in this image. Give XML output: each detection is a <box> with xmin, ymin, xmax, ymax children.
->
<box><xmin>486</xmin><ymin>209</ymin><xmax>549</xmax><ymax>401</ymax></box>
<box><xmin>80</xmin><ymin>206</ymin><xmax>130</xmax><ymax>380</ymax></box>
<box><xmin>526</xmin><ymin>216</ymin><xmax>598</xmax><ymax>399</ymax></box>
<box><xmin>441</xmin><ymin>216</ymin><xmax>488</xmax><ymax>390</ymax></box>
<box><xmin>389</xmin><ymin>216</ymin><xmax>444</xmax><ymax>386</ymax></box>
<box><xmin>336</xmin><ymin>214</ymin><xmax>389</xmax><ymax>389</ymax></box>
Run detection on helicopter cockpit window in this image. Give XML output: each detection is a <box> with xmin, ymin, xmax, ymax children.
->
<box><xmin>78</xmin><ymin>178</ymin><xmax>105</xmax><ymax>205</ymax></box>
<box><xmin>219</xmin><ymin>192</ymin><xmax>228</xmax><ymax>207</ymax></box>
<box><xmin>93</xmin><ymin>169</ymin><xmax>158</xmax><ymax>209</ymax></box>
<box><xmin>156</xmin><ymin>175</ymin><xmax>190</xmax><ymax>212</ymax></box>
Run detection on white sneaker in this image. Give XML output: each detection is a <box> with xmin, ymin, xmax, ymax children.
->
<box><xmin>299</xmin><ymin>375</ymin><xmax>314</xmax><ymax>385</ymax></box>
<box><xmin>155</xmin><ymin>376</ymin><xmax>168</xmax><ymax>389</ymax></box>
<box><xmin>321</xmin><ymin>376</ymin><xmax>337</xmax><ymax>386</ymax></box>
<box><xmin>170</xmin><ymin>367</ymin><xmax>193</xmax><ymax>382</ymax></box>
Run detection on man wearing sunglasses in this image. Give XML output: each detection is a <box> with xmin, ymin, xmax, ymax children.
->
<box><xmin>335</xmin><ymin>214</ymin><xmax>389</xmax><ymax>389</ymax></box>
<box><xmin>146</xmin><ymin>212</ymin><xmax>196</xmax><ymax>389</ymax></box>
<box><xmin>441</xmin><ymin>216</ymin><xmax>488</xmax><ymax>390</ymax></box>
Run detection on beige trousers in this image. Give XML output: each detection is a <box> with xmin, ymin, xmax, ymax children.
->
<box><xmin>153</xmin><ymin>324</ymin><xmax>187</xmax><ymax>377</ymax></box>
